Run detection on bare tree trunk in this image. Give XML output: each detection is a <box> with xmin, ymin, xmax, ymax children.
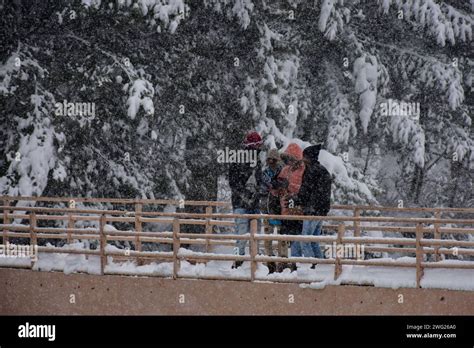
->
<box><xmin>410</xmin><ymin>166</ymin><xmax>424</xmax><ymax>204</ymax></box>
<box><xmin>448</xmin><ymin>161</ymin><xmax>462</xmax><ymax>207</ymax></box>
<box><xmin>363</xmin><ymin>145</ymin><xmax>372</xmax><ymax>176</ymax></box>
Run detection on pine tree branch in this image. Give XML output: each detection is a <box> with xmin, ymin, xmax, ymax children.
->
<box><xmin>424</xmin><ymin>151</ymin><xmax>447</xmax><ymax>172</ymax></box>
<box><xmin>354</xmin><ymin>32</ymin><xmax>452</xmax><ymax>67</ymax></box>
<box><xmin>63</xmin><ymin>31</ymin><xmax>137</xmax><ymax>81</ymax></box>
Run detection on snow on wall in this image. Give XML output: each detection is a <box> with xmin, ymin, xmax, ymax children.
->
<box><xmin>2</xmin><ymin>244</ymin><xmax>473</xmax><ymax>291</ymax></box>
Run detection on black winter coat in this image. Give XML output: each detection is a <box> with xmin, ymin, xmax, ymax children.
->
<box><xmin>228</xmin><ymin>159</ymin><xmax>263</xmax><ymax>210</ymax></box>
<box><xmin>296</xmin><ymin>147</ymin><xmax>332</xmax><ymax>216</ymax></box>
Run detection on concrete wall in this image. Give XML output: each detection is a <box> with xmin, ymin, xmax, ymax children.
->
<box><xmin>1</xmin><ymin>268</ymin><xmax>473</xmax><ymax>315</ymax></box>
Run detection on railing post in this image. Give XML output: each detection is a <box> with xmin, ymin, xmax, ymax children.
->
<box><xmin>67</xmin><ymin>213</ymin><xmax>74</xmax><ymax>244</ymax></box>
<box><xmin>173</xmin><ymin>218</ymin><xmax>180</xmax><ymax>280</ymax></box>
<box><xmin>353</xmin><ymin>208</ymin><xmax>361</xmax><ymax>237</ymax></box>
<box><xmin>434</xmin><ymin>211</ymin><xmax>441</xmax><ymax>261</ymax></box>
<box><xmin>205</xmin><ymin>206</ymin><xmax>212</xmax><ymax>253</ymax></box>
<box><xmin>135</xmin><ymin>202</ymin><xmax>142</xmax><ymax>250</ymax></box>
<box><xmin>250</xmin><ymin>218</ymin><xmax>258</xmax><ymax>282</ymax></box>
<box><xmin>99</xmin><ymin>214</ymin><xmax>106</xmax><ymax>275</ymax></box>
<box><xmin>67</xmin><ymin>199</ymin><xmax>76</xmax><ymax>244</ymax></box>
<box><xmin>29</xmin><ymin>212</ymin><xmax>37</xmax><ymax>269</ymax></box>
<box><xmin>334</xmin><ymin>224</ymin><xmax>345</xmax><ymax>280</ymax></box>
<box><xmin>135</xmin><ymin>202</ymin><xmax>143</xmax><ymax>265</ymax></box>
<box><xmin>416</xmin><ymin>223</ymin><xmax>424</xmax><ymax>288</ymax></box>
<box><xmin>3</xmin><ymin>199</ymin><xmax>10</xmax><ymax>244</ymax></box>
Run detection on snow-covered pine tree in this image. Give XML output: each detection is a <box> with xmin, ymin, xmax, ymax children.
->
<box><xmin>1</xmin><ymin>0</ymin><xmax>472</xmax><ymax>212</ymax></box>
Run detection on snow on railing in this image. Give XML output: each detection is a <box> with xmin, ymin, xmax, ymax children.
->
<box><xmin>1</xmin><ymin>196</ymin><xmax>474</xmax><ymax>289</ymax></box>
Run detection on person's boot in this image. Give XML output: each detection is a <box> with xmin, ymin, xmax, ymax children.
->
<box><xmin>267</xmin><ymin>262</ymin><xmax>276</xmax><ymax>274</ymax></box>
<box><xmin>232</xmin><ymin>260</ymin><xmax>243</xmax><ymax>269</ymax></box>
<box><xmin>289</xmin><ymin>263</ymin><xmax>297</xmax><ymax>272</ymax></box>
<box><xmin>310</xmin><ymin>263</ymin><xmax>317</xmax><ymax>269</ymax></box>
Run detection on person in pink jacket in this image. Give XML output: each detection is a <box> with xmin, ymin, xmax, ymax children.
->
<box><xmin>271</xmin><ymin>143</ymin><xmax>305</xmax><ymax>272</ymax></box>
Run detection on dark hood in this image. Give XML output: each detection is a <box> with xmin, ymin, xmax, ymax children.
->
<box><xmin>303</xmin><ymin>144</ymin><xmax>322</xmax><ymax>163</ymax></box>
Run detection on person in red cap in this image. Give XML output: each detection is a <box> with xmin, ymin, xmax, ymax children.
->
<box><xmin>243</xmin><ymin>131</ymin><xmax>264</xmax><ymax>148</ymax></box>
<box><xmin>228</xmin><ymin>131</ymin><xmax>264</xmax><ymax>269</ymax></box>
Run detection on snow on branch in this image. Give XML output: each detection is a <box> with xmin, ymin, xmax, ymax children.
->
<box><xmin>81</xmin><ymin>0</ymin><xmax>190</xmax><ymax>33</ymax></box>
<box><xmin>204</xmin><ymin>0</ymin><xmax>254</xmax><ymax>29</ymax></box>
<box><xmin>389</xmin><ymin>114</ymin><xmax>426</xmax><ymax>168</ymax></box>
<box><xmin>353</xmin><ymin>54</ymin><xmax>378</xmax><ymax>134</ymax></box>
<box><xmin>378</xmin><ymin>0</ymin><xmax>473</xmax><ymax>46</ymax></box>
<box><xmin>126</xmin><ymin>79</ymin><xmax>155</xmax><ymax>119</ymax></box>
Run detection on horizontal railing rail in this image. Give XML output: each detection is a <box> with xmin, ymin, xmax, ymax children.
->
<box><xmin>2</xmin><ymin>195</ymin><xmax>474</xmax><ymax>213</ymax></box>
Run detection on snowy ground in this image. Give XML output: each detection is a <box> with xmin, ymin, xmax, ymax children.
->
<box><xmin>1</xmin><ymin>242</ymin><xmax>473</xmax><ymax>291</ymax></box>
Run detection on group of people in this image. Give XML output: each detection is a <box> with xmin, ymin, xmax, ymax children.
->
<box><xmin>228</xmin><ymin>131</ymin><xmax>332</xmax><ymax>273</ymax></box>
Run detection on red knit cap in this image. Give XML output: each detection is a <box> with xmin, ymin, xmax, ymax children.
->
<box><xmin>243</xmin><ymin>131</ymin><xmax>263</xmax><ymax>149</ymax></box>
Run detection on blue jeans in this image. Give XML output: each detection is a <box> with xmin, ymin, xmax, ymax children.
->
<box><xmin>234</xmin><ymin>208</ymin><xmax>261</xmax><ymax>256</ymax></box>
<box><xmin>291</xmin><ymin>220</ymin><xmax>323</xmax><ymax>258</ymax></box>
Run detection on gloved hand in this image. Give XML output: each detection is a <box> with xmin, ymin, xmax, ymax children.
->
<box><xmin>259</xmin><ymin>195</ymin><xmax>269</xmax><ymax>213</ymax></box>
<box><xmin>272</xmin><ymin>177</ymin><xmax>289</xmax><ymax>190</ymax></box>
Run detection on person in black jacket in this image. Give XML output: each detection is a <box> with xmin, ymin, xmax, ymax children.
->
<box><xmin>294</xmin><ymin>144</ymin><xmax>332</xmax><ymax>265</ymax></box>
<box><xmin>228</xmin><ymin>131</ymin><xmax>264</xmax><ymax>268</ymax></box>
